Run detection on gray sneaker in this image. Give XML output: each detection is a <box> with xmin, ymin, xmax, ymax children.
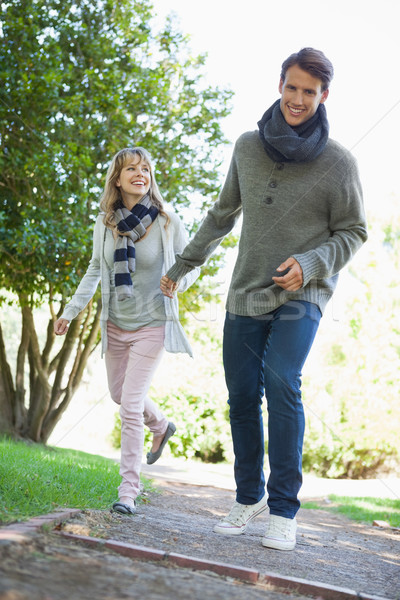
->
<box><xmin>112</xmin><ymin>500</ymin><xmax>136</xmax><ymax>516</ymax></box>
<box><xmin>262</xmin><ymin>515</ymin><xmax>297</xmax><ymax>550</ymax></box>
<box><xmin>213</xmin><ymin>496</ymin><xmax>268</xmax><ymax>535</ymax></box>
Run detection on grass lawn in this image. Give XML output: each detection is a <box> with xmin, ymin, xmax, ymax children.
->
<box><xmin>302</xmin><ymin>495</ymin><xmax>400</xmax><ymax>528</ymax></box>
<box><xmin>0</xmin><ymin>436</ymin><xmax>154</xmax><ymax>524</ymax></box>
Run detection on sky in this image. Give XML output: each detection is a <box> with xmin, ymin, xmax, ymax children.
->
<box><xmin>151</xmin><ymin>0</ymin><xmax>400</xmax><ymax>214</ymax></box>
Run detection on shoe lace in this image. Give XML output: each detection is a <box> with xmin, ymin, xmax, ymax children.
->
<box><xmin>268</xmin><ymin>517</ymin><xmax>291</xmax><ymax>538</ymax></box>
<box><xmin>225</xmin><ymin>502</ymin><xmax>247</xmax><ymax>525</ymax></box>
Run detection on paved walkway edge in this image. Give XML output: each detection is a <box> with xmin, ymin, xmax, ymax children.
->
<box><xmin>0</xmin><ymin>510</ymin><xmax>390</xmax><ymax>600</ymax></box>
<box><xmin>0</xmin><ymin>509</ymin><xmax>81</xmax><ymax>544</ymax></box>
<box><xmin>59</xmin><ymin>530</ymin><xmax>389</xmax><ymax>600</ymax></box>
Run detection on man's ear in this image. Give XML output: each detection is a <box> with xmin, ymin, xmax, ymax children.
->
<box><xmin>278</xmin><ymin>78</ymin><xmax>284</xmax><ymax>94</ymax></box>
<box><xmin>320</xmin><ymin>88</ymin><xmax>329</xmax><ymax>104</ymax></box>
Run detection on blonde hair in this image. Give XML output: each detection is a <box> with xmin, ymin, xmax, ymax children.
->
<box><xmin>100</xmin><ymin>147</ymin><xmax>170</xmax><ymax>232</ymax></box>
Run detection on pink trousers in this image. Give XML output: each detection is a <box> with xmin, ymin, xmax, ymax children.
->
<box><xmin>105</xmin><ymin>321</ymin><xmax>168</xmax><ymax>500</ymax></box>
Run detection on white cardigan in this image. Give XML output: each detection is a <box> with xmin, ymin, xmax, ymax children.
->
<box><xmin>61</xmin><ymin>211</ymin><xmax>200</xmax><ymax>357</ymax></box>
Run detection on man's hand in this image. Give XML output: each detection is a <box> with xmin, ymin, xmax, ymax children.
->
<box><xmin>160</xmin><ymin>275</ymin><xmax>178</xmax><ymax>298</ymax></box>
<box><xmin>54</xmin><ymin>318</ymin><xmax>70</xmax><ymax>335</ymax></box>
<box><xmin>272</xmin><ymin>257</ymin><xmax>303</xmax><ymax>291</ymax></box>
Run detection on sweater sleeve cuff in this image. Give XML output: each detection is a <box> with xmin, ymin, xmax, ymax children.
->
<box><xmin>60</xmin><ymin>305</ymin><xmax>80</xmax><ymax>323</ymax></box>
<box><xmin>166</xmin><ymin>261</ymin><xmax>195</xmax><ymax>283</ymax></box>
<box><xmin>292</xmin><ymin>252</ymin><xmax>318</xmax><ymax>287</ymax></box>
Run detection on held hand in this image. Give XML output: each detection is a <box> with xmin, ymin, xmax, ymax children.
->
<box><xmin>54</xmin><ymin>318</ymin><xmax>70</xmax><ymax>336</ymax></box>
<box><xmin>272</xmin><ymin>257</ymin><xmax>303</xmax><ymax>291</ymax></box>
<box><xmin>160</xmin><ymin>275</ymin><xmax>178</xmax><ymax>298</ymax></box>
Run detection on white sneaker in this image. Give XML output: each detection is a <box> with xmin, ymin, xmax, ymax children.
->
<box><xmin>213</xmin><ymin>496</ymin><xmax>268</xmax><ymax>535</ymax></box>
<box><xmin>262</xmin><ymin>515</ymin><xmax>297</xmax><ymax>550</ymax></box>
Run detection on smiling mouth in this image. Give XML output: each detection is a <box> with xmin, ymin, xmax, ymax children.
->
<box><xmin>288</xmin><ymin>106</ymin><xmax>304</xmax><ymax>115</ymax></box>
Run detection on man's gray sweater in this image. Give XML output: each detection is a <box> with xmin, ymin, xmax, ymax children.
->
<box><xmin>167</xmin><ymin>130</ymin><xmax>368</xmax><ymax>316</ymax></box>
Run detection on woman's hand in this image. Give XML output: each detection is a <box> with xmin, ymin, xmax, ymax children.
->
<box><xmin>160</xmin><ymin>275</ymin><xmax>178</xmax><ymax>298</ymax></box>
<box><xmin>54</xmin><ymin>318</ymin><xmax>70</xmax><ymax>335</ymax></box>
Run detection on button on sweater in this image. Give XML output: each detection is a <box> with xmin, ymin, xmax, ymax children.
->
<box><xmin>167</xmin><ymin>131</ymin><xmax>368</xmax><ymax>316</ymax></box>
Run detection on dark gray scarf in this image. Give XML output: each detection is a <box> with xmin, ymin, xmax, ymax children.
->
<box><xmin>113</xmin><ymin>194</ymin><xmax>159</xmax><ymax>300</ymax></box>
<box><xmin>257</xmin><ymin>99</ymin><xmax>329</xmax><ymax>163</ymax></box>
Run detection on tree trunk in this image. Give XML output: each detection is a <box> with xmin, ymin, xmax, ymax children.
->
<box><xmin>41</xmin><ymin>301</ymin><xmax>101</xmax><ymax>442</ymax></box>
<box><xmin>0</xmin><ymin>323</ymin><xmax>14</xmax><ymax>434</ymax></box>
<box><xmin>0</xmin><ymin>295</ymin><xmax>101</xmax><ymax>444</ymax></box>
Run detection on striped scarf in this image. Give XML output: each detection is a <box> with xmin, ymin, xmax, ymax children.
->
<box><xmin>113</xmin><ymin>194</ymin><xmax>159</xmax><ymax>300</ymax></box>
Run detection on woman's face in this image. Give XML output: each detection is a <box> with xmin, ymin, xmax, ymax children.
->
<box><xmin>116</xmin><ymin>155</ymin><xmax>151</xmax><ymax>209</ymax></box>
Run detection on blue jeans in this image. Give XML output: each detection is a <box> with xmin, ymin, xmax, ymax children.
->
<box><xmin>223</xmin><ymin>301</ymin><xmax>321</xmax><ymax>518</ymax></box>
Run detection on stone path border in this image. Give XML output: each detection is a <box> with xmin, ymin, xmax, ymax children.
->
<box><xmin>0</xmin><ymin>509</ymin><xmax>389</xmax><ymax>600</ymax></box>
<box><xmin>0</xmin><ymin>508</ymin><xmax>81</xmax><ymax>545</ymax></box>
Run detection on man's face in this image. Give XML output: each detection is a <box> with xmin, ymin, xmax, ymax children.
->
<box><xmin>279</xmin><ymin>64</ymin><xmax>329</xmax><ymax>127</ymax></box>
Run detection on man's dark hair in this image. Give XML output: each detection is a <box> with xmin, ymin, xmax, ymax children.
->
<box><xmin>280</xmin><ymin>48</ymin><xmax>334</xmax><ymax>91</ymax></box>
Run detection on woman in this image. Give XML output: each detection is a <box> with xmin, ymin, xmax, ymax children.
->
<box><xmin>54</xmin><ymin>147</ymin><xmax>199</xmax><ymax>515</ymax></box>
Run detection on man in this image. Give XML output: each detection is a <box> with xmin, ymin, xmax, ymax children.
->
<box><xmin>160</xmin><ymin>48</ymin><xmax>367</xmax><ymax>551</ymax></box>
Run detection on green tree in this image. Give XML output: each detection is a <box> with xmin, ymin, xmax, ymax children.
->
<box><xmin>0</xmin><ymin>0</ymin><xmax>233</xmax><ymax>442</ymax></box>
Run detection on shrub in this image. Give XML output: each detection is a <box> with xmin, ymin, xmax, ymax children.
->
<box><xmin>110</xmin><ymin>389</ymin><xmax>232</xmax><ymax>463</ymax></box>
<box><xmin>302</xmin><ymin>425</ymin><xmax>398</xmax><ymax>479</ymax></box>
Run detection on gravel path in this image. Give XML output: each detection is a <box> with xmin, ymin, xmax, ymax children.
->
<box><xmin>1</xmin><ymin>480</ymin><xmax>399</xmax><ymax>600</ymax></box>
